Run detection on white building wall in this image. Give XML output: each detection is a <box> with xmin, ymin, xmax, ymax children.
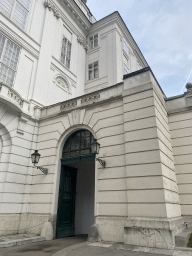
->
<box><xmin>85</xmin><ymin>13</ymin><xmax>148</xmax><ymax>94</ymax></box>
<box><xmin>0</xmin><ymin>103</ymin><xmax>40</xmax><ymax>235</ymax></box>
<box><xmin>2</xmin><ymin>0</ymin><xmax>183</xmax><ymax>246</ymax></box>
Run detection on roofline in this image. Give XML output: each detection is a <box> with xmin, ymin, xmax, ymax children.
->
<box><xmin>80</xmin><ymin>0</ymin><xmax>93</xmax><ymax>16</ymax></box>
<box><xmin>123</xmin><ymin>67</ymin><xmax>166</xmax><ymax>96</ymax></box>
<box><xmin>91</xmin><ymin>11</ymin><xmax>149</xmax><ymax>67</ymax></box>
<box><xmin>165</xmin><ymin>94</ymin><xmax>184</xmax><ymax>101</ymax></box>
<box><xmin>116</xmin><ymin>11</ymin><xmax>149</xmax><ymax>67</ymax></box>
<box><xmin>71</xmin><ymin>0</ymin><xmax>91</xmax><ymax>24</ymax></box>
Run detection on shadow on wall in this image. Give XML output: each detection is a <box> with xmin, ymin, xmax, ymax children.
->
<box><xmin>0</xmin><ymin>123</ymin><xmax>12</xmax><ymax>171</ymax></box>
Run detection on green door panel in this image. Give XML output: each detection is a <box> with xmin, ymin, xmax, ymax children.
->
<box><xmin>56</xmin><ymin>165</ymin><xmax>77</xmax><ymax>238</ymax></box>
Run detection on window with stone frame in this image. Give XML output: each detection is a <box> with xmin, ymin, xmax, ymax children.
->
<box><xmin>89</xmin><ymin>34</ymin><xmax>98</xmax><ymax>49</ymax></box>
<box><xmin>0</xmin><ymin>0</ymin><xmax>31</xmax><ymax>30</ymax></box>
<box><xmin>88</xmin><ymin>61</ymin><xmax>99</xmax><ymax>80</ymax></box>
<box><xmin>0</xmin><ymin>33</ymin><xmax>20</xmax><ymax>87</ymax></box>
<box><xmin>123</xmin><ymin>38</ymin><xmax>129</xmax><ymax>56</ymax></box>
<box><xmin>61</xmin><ymin>36</ymin><xmax>72</xmax><ymax>69</ymax></box>
<box><xmin>124</xmin><ymin>64</ymin><xmax>129</xmax><ymax>75</ymax></box>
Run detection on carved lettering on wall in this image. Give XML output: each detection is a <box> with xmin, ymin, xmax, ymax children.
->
<box><xmin>60</xmin><ymin>100</ymin><xmax>77</xmax><ymax>111</ymax></box>
<box><xmin>7</xmin><ymin>89</ymin><xmax>23</xmax><ymax>108</ymax></box>
<box><xmin>81</xmin><ymin>93</ymin><xmax>100</xmax><ymax>105</ymax></box>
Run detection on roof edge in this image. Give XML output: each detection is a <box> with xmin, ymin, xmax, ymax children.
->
<box><xmin>123</xmin><ymin>67</ymin><xmax>166</xmax><ymax>97</ymax></box>
<box><xmin>165</xmin><ymin>94</ymin><xmax>184</xmax><ymax>101</ymax></box>
<box><xmin>91</xmin><ymin>11</ymin><xmax>148</xmax><ymax>67</ymax></box>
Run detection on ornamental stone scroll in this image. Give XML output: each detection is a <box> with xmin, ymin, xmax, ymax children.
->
<box><xmin>77</xmin><ymin>36</ymin><xmax>88</xmax><ymax>50</ymax></box>
<box><xmin>44</xmin><ymin>0</ymin><xmax>61</xmax><ymax>19</ymax></box>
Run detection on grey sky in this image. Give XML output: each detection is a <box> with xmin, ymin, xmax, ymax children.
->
<box><xmin>87</xmin><ymin>0</ymin><xmax>192</xmax><ymax>97</ymax></box>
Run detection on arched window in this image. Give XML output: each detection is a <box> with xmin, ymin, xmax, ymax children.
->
<box><xmin>62</xmin><ymin>130</ymin><xmax>94</xmax><ymax>158</ymax></box>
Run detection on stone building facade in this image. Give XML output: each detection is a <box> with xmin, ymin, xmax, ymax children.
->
<box><xmin>0</xmin><ymin>0</ymin><xmax>192</xmax><ymax>250</ymax></box>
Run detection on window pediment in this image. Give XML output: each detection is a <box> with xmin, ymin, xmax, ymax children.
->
<box><xmin>55</xmin><ymin>76</ymin><xmax>70</xmax><ymax>91</ymax></box>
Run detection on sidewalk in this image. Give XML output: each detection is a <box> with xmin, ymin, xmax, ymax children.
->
<box><xmin>0</xmin><ymin>235</ymin><xmax>87</xmax><ymax>256</ymax></box>
<box><xmin>53</xmin><ymin>241</ymin><xmax>192</xmax><ymax>256</ymax></box>
<box><xmin>1</xmin><ymin>235</ymin><xmax>192</xmax><ymax>256</ymax></box>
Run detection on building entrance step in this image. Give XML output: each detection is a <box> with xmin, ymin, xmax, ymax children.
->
<box><xmin>0</xmin><ymin>234</ymin><xmax>45</xmax><ymax>248</ymax></box>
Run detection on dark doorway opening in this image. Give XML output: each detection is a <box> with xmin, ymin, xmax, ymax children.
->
<box><xmin>56</xmin><ymin>130</ymin><xmax>95</xmax><ymax>238</ymax></box>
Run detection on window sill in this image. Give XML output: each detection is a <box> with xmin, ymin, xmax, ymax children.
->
<box><xmin>52</xmin><ymin>56</ymin><xmax>77</xmax><ymax>78</ymax></box>
<box><xmin>85</xmin><ymin>76</ymin><xmax>107</xmax><ymax>84</ymax></box>
<box><xmin>87</xmin><ymin>46</ymin><xmax>100</xmax><ymax>54</ymax></box>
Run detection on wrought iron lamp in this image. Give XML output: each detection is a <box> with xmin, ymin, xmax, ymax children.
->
<box><xmin>31</xmin><ymin>150</ymin><xmax>48</xmax><ymax>174</ymax></box>
<box><xmin>91</xmin><ymin>139</ymin><xmax>106</xmax><ymax>168</ymax></box>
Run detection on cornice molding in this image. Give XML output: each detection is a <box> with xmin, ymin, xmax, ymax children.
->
<box><xmin>44</xmin><ymin>0</ymin><xmax>91</xmax><ymax>36</ymax></box>
<box><xmin>44</xmin><ymin>0</ymin><xmax>61</xmax><ymax>18</ymax></box>
<box><xmin>51</xmin><ymin>56</ymin><xmax>77</xmax><ymax>81</ymax></box>
<box><xmin>0</xmin><ymin>21</ymin><xmax>40</xmax><ymax>59</ymax></box>
<box><xmin>77</xmin><ymin>36</ymin><xmax>88</xmax><ymax>50</ymax></box>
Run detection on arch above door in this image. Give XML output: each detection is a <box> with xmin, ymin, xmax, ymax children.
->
<box><xmin>61</xmin><ymin>129</ymin><xmax>95</xmax><ymax>164</ymax></box>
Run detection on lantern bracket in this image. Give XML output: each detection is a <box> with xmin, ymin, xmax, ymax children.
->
<box><xmin>96</xmin><ymin>158</ymin><xmax>106</xmax><ymax>168</ymax></box>
<box><xmin>36</xmin><ymin>166</ymin><xmax>48</xmax><ymax>175</ymax></box>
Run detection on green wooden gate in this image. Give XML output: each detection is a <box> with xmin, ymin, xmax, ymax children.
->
<box><xmin>56</xmin><ymin>130</ymin><xmax>95</xmax><ymax>238</ymax></box>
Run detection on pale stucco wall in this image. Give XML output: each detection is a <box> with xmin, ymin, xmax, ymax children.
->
<box><xmin>0</xmin><ymin>103</ymin><xmax>40</xmax><ymax>236</ymax></box>
<box><xmin>27</xmin><ymin>69</ymin><xmax>182</xmax><ymax>245</ymax></box>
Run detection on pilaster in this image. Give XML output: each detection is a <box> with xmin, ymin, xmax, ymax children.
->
<box><xmin>32</xmin><ymin>6</ymin><xmax>57</xmax><ymax>105</ymax></box>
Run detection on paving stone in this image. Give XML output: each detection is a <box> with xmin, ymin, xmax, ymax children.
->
<box><xmin>148</xmin><ymin>248</ymin><xmax>175</xmax><ymax>255</ymax></box>
<box><xmin>173</xmin><ymin>251</ymin><xmax>192</xmax><ymax>256</ymax></box>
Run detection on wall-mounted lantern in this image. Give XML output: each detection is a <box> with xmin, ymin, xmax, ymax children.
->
<box><xmin>91</xmin><ymin>139</ymin><xmax>106</xmax><ymax>168</ymax></box>
<box><xmin>31</xmin><ymin>150</ymin><xmax>48</xmax><ymax>174</ymax></box>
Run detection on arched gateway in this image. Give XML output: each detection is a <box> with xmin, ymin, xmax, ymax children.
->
<box><xmin>56</xmin><ymin>129</ymin><xmax>95</xmax><ymax>238</ymax></box>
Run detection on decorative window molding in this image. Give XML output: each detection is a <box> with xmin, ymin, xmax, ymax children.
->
<box><xmin>89</xmin><ymin>34</ymin><xmax>98</xmax><ymax>49</ymax></box>
<box><xmin>88</xmin><ymin>61</ymin><xmax>99</xmax><ymax>80</ymax></box>
<box><xmin>0</xmin><ymin>33</ymin><xmax>21</xmax><ymax>87</ymax></box>
<box><xmin>61</xmin><ymin>36</ymin><xmax>72</xmax><ymax>69</ymax></box>
<box><xmin>0</xmin><ymin>0</ymin><xmax>31</xmax><ymax>30</ymax></box>
<box><xmin>100</xmin><ymin>34</ymin><xmax>107</xmax><ymax>41</ymax></box>
<box><xmin>54</xmin><ymin>75</ymin><xmax>70</xmax><ymax>92</ymax></box>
